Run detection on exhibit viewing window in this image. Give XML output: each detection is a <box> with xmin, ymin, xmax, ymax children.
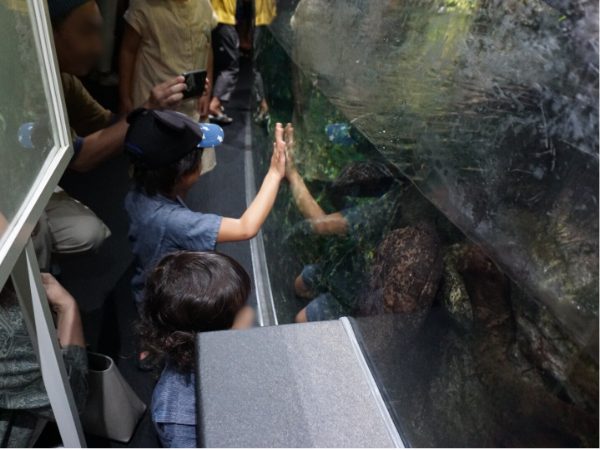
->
<box><xmin>0</xmin><ymin>0</ymin><xmax>82</xmax><ymax>447</ymax></box>
<box><xmin>0</xmin><ymin>0</ymin><xmax>72</xmax><ymax>273</ymax></box>
<box><xmin>252</xmin><ymin>0</ymin><xmax>599</xmax><ymax>447</ymax></box>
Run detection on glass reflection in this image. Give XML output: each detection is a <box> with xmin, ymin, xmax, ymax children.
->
<box><xmin>252</xmin><ymin>0</ymin><xmax>598</xmax><ymax>446</ymax></box>
<box><xmin>0</xmin><ymin>1</ymin><xmax>56</xmax><ymax>247</ymax></box>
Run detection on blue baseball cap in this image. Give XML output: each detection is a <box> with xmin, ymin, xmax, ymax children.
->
<box><xmin>125</xmin><ymin>109</ymin><xmax>224</xmax><ymax>169</ymax></box>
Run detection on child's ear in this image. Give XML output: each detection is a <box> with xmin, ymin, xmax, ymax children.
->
<box><xmin>232</xmin><ymin>306</ymin><xmax>255</xmax><ymax>330</ymax></box>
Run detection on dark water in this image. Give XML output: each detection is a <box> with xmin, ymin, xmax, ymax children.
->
<box><xmin>252</xmin><ymin>0</ymin><xmax>598</xmax><ymax>446</ymax></box>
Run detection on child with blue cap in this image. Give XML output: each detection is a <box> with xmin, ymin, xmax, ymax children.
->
<box><xmin>123</xmin><ymin>110</ymin><xmax>287</xmax><ymax>368</ymax></box>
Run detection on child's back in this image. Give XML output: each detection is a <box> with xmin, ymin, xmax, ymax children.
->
<box><xmin>125</xmin><ymin>189</ymin><xmax>221</xmax><ymax>305</ymax></box>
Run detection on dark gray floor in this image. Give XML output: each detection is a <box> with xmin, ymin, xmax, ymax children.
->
<box><xmin>39</xmin><ymin>60</ymin><xmax>256</xmax><ymax>448</ymax></box>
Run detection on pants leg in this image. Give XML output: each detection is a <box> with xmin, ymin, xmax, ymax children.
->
<box><xmin>31</xmin><ymin>212</ymin><xmax>52</xmax><ymax>271</ymax></box>
<box><xmin>96</xmin><ymin>0</ymin><xmax>119</xmax><ymax>73</ymax></box>
<box><xmin>44</xmin><ymin>191</ymin><xmax>111</xmax><ymax>255</ymax></box>
<box><xmin>212</xmin><ymin>24</ymin><xmax>240</xmax><ymax>104</ymax></box>
<box><xmin>253</xmin><ymin>26</ymin><xmax>266</xmax><ymax>104</ymax></box>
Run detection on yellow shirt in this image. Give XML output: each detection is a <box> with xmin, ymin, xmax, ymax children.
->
<box><xmin>210</xmin><ymin>0</ymin><xmax>237</xmax><ymax>25</ymax></box>
<box><xmin>255</xmin><ymin>0</ymin><xmax>276</xmax><ymax>26</ymax></box>
<box><xmin>124</xmin><ymin>0</ymin><xmax>218</xmax><ymax>119</ymax></box>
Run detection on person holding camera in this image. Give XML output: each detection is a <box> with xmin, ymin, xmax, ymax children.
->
<box><xmin>119</xmin><ymin>0</ymin><xmax>219</xmax><ymax>176</ymax></box>
<box><xmin>32</xmin><ymin>0</ymin><xmax>190</xmax><ymax>272</ymax></box>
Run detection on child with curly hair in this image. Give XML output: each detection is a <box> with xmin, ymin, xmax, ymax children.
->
<box><xmin>139</xmin><ymin>250</ymin><xmax>254</xmax><ymax>447</ymax></box>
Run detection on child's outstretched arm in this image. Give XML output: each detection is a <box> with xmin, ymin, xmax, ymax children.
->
<box><xmin>119</xmin><ymin>23</ymin><xmax>142</xmax><ymax>115</ymax></box>
<box><xmin>217</xmin><ymin>123</ymin><xmax>287</xmax><ymax>242</ymax></box>
<box><xmin>284</xmin><ymin>123</ymin><xmax>327</xmax><ymax>220</ymax></box>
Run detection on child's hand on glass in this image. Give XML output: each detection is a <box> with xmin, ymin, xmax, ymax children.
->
<box><xmin>269</xmin><ymin>122</ymin><xmax>287</xmax><ymax>179</ymax></box>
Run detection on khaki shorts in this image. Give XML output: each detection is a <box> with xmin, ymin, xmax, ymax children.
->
<box><xmin>32</xmin><ymin>190</ymin><xmax>111</xmax><ymax>270</ymax></box>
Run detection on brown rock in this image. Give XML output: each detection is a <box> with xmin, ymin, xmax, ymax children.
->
<box><xmin>358</xmin><ymin>223</ymin><xmax>442</xmax><ymax>318</ymax></box>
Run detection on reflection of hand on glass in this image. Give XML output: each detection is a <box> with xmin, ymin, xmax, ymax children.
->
<box><xmin>284</xmin><ymin>123</ymin><xmax>297</xmax><ymax>175</ymax></box>
<box><xmin>41</xmin><ymin>273</ymin><xmax>86</xmax><ymax>349</ymax></box>
<box><xmin>284</xmin><ymin>123</ymin><xmax>349</xmax><ymax>236</ymax></box>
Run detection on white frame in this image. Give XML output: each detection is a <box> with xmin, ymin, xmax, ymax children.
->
<box><xmin>0</xmin><ymin>0</ymin><xmax>73</xmax><ymax>288</ymax></box>
<box><xmin>0</xmin><ymin>0</ymin><xmax>86</xmax><ymax>447</ymax></box>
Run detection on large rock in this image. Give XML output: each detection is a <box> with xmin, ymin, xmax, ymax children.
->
<box><xmin>358</xmin><ymin>222</ymin><xmax>442</xmax><ymax>319</ymax></box>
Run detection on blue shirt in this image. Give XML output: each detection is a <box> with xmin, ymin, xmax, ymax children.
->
<box><xmin>152</xmin><ymin>362</ymin><xmax>197</xmax><ymax>448</ymax></box>
<box><xmin>124</xmin><ymin>189</ymin><xmax>222</xmax><ymax>305</ymax></box>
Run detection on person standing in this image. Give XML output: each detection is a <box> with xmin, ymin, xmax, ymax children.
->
<box><xmin>119</xmin><ymin>0</ymin><xmax>218</xmax><ymax>175</ymax></box>
<box><xmin>209</xmin><ymin>0</ymin><xmax>239</xmax><ymax>125</ymax></box>
<box><xmin>253</xmin><ymin>0</ymin><xmax>276</xmax><ymax>125</ymax></box>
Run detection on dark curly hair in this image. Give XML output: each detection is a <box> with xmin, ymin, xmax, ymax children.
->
<box><xmin>131</xmin><ymin>148</ymin><xmax>202</xmax><ymax>197</ymax></box>
<box><xmin>138</xmin><ymin>251</ymin><xmax>251</xmax><ymax>372</ymax></box>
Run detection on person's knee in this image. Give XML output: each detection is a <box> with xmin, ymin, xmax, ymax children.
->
<box><xmin>57</xmin><ymin>215</ymin><xmax>111</xmax><ymax>254</ymax></box>
<box><xmin>295</xmin><ymin>308</ymin><xmax>308</xmax><ymax>323</ymax></box>
<box><xmin>294</xmin><ymin>275</ymin><xmax>313</xmax><ymax>299</ymax></box>
<box><xmin>74</xmin><ymin>216</ymin><xmax>110</xmax><ymax>252</ymax></box>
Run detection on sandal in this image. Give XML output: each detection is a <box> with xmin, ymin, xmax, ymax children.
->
<box><xmin>209</xmin><ymin>112</ymin><xmax>233</xmax><ymax>125</ymax></box>
<box><xmin>253</xmin><ymin>108</ymin><xmax>271</xmax><ymax>128</ymax></box>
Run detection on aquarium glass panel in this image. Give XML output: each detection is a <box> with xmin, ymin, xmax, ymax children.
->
<box><xmin>0</xmin><ymin>0</ymin><xmax>60</xmax><ymax>250</ymax></box>
<box><xmin>251</xmin><ymin>0</ymin><xmax>598</xmax><ymax>446</ymax></box>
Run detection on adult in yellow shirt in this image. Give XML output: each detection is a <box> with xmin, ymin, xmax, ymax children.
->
<box><xmin>209</xmin><ymin>0</ymin><xmax>239</xmax><ymax>125</ymax></box>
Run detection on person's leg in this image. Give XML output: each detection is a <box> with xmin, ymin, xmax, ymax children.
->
<box><xmin>296</xmin><ymin>292</ymin><xmax>349</xmax><ymax>323</ymax></box>
<box><xmin>45</xmin><ymin>191</ymin><xmax>111</xmax><ymax>255</ymax></box>
<box><xmin>96</xmin><ymin>0</ymin><xmax>118</xmax><ymax>72</ymax></box>
<box><xmin>94</xmin><ymin>0</ymin><xmax>119</xmax><ymax>86</ymax></box>
<box><xmin>294</xmin><ymin>264</ymin><xmax>321</xmax><ymax>299</ymax></box>
<box><xmin>252</xmin><ymin>26</ymin><xmax>267</xmax><ymax>109</ymax></box>
<box><xmin>31</xmin><ymin>211</ymin><xmax>52</xmax><ymax>272</ymax></box>
<box><xmin>211</xmin><ymin>24</ymin><xmax>240</xmax><ymax>119</ymax></box>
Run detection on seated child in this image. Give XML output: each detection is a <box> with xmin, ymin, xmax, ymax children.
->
<box><xmin>124</xmin><ymin>109</ymin><xmax>286</xmax><ymax>365</ymax></box>
<box><xmin>139</xmin><ymin>250</ymin><xmax>255</xmax><ymax>448</ymax></box>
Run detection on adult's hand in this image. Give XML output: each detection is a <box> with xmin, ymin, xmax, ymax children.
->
<box><xmin>41</xmin><ymin>273</ymin><xmax>85</xmax><ymax>348</ymax></box>
<box><xmin>42</xmin><ymin>273</ymin><xmax>77</xmax><ymax>314</ymax></box>
<box><xmin>143</xmin><ymin>76</ymin><xmax>187</xmax><ymax>110</ymax></box>
<box><xmin>197</xmin><ymin>78</ymin><xmax>212</xmax><ymax>121</ymax></box>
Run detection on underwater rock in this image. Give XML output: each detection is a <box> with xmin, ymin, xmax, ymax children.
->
<box><xmin>439</xmin><ymin>243</ymin><xmax>473</xmax><ymax>331</ymax></box>
<box><xmin>358</xmin><ymin>222</ymin><xmax>442</xmax><ymax>320</ymax></box>
<box><xmin>457</xmin><ymin>245</ymin><xmax>598</xmax><ymax>447</ymax></box>
<box><xmin>512</xmin><ymin>286</ymin><xmax>599</xmax><ymax>415</ymax></box>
